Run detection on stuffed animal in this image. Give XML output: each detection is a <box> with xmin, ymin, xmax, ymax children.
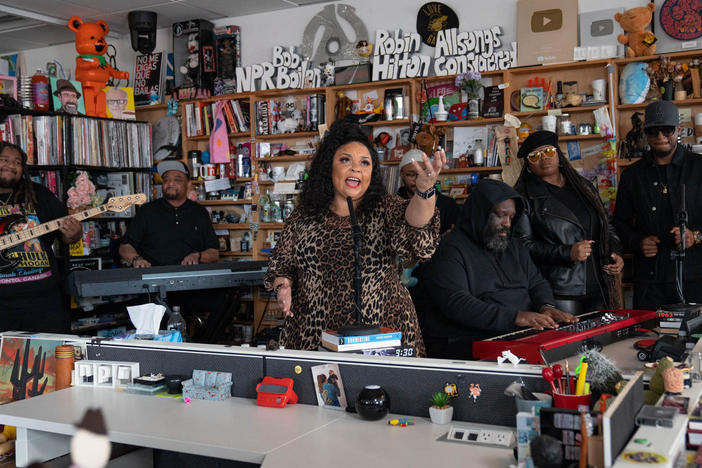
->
<box><xmin>278</xmin><ymin>96</ymin><xmax>300</xmax><ymax>133</ymax></box>
<box><xmin>180</xmin><ymin>33</ymin><xmax>200</xmax><ymax>84</ymax></box>
<box><xmin>615</xmin><ymin>3</ymin><xmax>657</xmax><ymax>58</ymax></box>
<box><xmin>644</xmin><ymin>356</ymin><xmax>674</xmax><ymax>405</ymax></box>
<box><xmin>68</xmin><ymin>17</ymin><xmax>129</xmax><ymax>117</ymax></box>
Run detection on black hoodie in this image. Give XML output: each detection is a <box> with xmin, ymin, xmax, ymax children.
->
<box><xmin>420</xmin><ymin>180</ymin><xmax>555</xmax><ymax>353</ymax></box>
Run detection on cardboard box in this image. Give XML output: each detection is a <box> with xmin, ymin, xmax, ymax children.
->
<box><xmin>517</xmin><ymin>0</ymin><xmax>579</xmax><ymax>66</ymax></box>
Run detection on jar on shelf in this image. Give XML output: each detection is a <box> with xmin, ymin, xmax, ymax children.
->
<box><xmin>558</xmin><ymin>114</ymin><xmax>574</xmax><ymax>136</ymax></box>
<box><xmin>283</xmin><ymin>195</ymin><xmax>295</xmax><ymax>220</ymax></box>
<box><xmin>271</xmin><ymin>194</ymin><xmax>283</xmax><ymax>223</ymax></box>
<box><xmin>472</xmin><ymin>139</ymin><xmax>485</xmax><ymax>166</ymax></box>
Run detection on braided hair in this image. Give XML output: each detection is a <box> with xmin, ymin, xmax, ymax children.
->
<box><xmin>300</xmin><ymin>120</ymin><xmax>385</xmax><ymax>221</ymax></box>
<box><xmin>514</xmin><ymin>146</ymin><xmax>621</xmax><ymax>308</ymax></box>
<box><xmin>0</xmin><ymin>141</ymin><xmax>35</xmax><ymax>208</ymax></box>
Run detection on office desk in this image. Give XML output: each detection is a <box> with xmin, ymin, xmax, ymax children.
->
<box><xmin>0</xmin><ymin>386</ymin><xmax>512</xmax><ymax>467</ymax></box>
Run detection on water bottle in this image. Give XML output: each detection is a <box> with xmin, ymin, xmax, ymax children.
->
<box><xmin>167</xmin><ymin>306</ymin><xmax>189</xmax><ymax>342</ymax></box>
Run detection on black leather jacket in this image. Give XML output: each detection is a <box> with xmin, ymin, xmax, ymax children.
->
<box><xmin>515</xmin><ymin>173</ymin><xmax>621</xmax><ymax>297</ymax></box>
<box><xmin>613</xmin><ymin>145</ymin><xmax>702</xmax><ymax>283</ymax></box>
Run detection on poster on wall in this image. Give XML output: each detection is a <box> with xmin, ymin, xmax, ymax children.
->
<box><xmin>103</xmin><ymin>86</ymin><xmax>136</xmax><ymax>120</ymax></box>
<box><xmin>517</xmin><ymin>0</ymin><xmax>578</xmax><ymax>67</ymax></box>
<box><xmin>50</xmin><ymin>78</ymin><xmax>85</xmax><ymax>115</ymax></box>
<box><xmin>133</xmin><ymin>51</ymin><xmax>164</xmax><ymax>106</ymax></box>
<box><xmin>0</xmin><ymin>337</ymin><xmax>62</xmax><ymax>404</ymax></box>
<box><xmin>653</xmin><ymin>0</ymin><xmax>702</xmax><ymax>53</ymax></box>
<box><xmin>416</xmin><ymin>2</ymin><xmax>459</xmax><ymax>47</ymax></box>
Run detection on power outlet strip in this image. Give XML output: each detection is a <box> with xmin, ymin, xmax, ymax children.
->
<box><xmin>446</xmin><ymin>425</ymin><xmax>516</xmax><ymax>448</ymax></box>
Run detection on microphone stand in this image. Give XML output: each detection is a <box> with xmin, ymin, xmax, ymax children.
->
<box><xmin>671</xmin><ymin>184</ymin><xmax>687</xmax><ymax>303</ymax></box>
<box><xmin>338</xmin><ymin>197</ymin><xmax>380</xmax><ymax>336</ymax></box>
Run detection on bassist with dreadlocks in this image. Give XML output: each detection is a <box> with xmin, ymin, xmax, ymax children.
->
<box><xmin>0</xmin><ymin>142</ymin><xmax>82</xmax><ymax>332</ymax></box>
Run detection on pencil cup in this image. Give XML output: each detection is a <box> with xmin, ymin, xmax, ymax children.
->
<box><xmin>553</xmin><ymin>392</ymin><xmax>591</xmax><ymax>410</ymax></box>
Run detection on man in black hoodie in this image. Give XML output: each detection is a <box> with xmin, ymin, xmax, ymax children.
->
<box><xmin>420</xmin><ymin>179</ymin><xmax>576</xmax><ymax>360</ymax></box>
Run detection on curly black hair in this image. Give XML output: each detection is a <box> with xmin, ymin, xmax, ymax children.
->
<box><xmin>0</xmin><ymin>141</ymin><xmax>35</xmax><ymax>208</ymax></box>
<box><xmin>300</xmin><ymin>120</ymin><xmax>385</xmax><ymax>221</ymax></box>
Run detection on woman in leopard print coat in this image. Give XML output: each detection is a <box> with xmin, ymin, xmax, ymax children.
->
<box><xmin>264</xmin><ymin>121</ymin><xmax>445</xmax><ymax>356</ymax></box>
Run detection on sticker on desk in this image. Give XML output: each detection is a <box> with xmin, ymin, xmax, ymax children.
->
<box><xmin>620</xmin><ymin>451</ymin><xmax>667</xmax><ymax>464</ymax></box>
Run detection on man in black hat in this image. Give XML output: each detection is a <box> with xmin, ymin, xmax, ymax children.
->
<box><xmin>613</xmin><ymin>100</ymin><xmax>702</xmax><ymax>309</ymax></box>
<box><xmin>119</xmin><ymin>160</ymin><xmax>228</xmax><ymax>342</ymax></box>
<box><xmin>420</xmin><ymin>179</ymin><xmax>576</xmax><ymax>360</ymax></box>
<box><xmin>53</xmin><ymin>79</ymin><xmax>83</xmax><ymax>115</ymax></box>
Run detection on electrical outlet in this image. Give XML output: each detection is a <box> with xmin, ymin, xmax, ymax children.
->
<box><xmin>446</xmin><ymin>425</ymin><xmax>515</xmax><ymax>448</ymax></box>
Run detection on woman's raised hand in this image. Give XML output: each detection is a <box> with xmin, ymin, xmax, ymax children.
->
<box><xmin>411</xmin><ymin>148</ymin><xmax>446</xmax><ymax>194</ymax></box>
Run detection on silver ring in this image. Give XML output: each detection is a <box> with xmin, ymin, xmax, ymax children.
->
<box><xmin>427</xmin><ymin>171</ymin><xmax>434</xmax><ymax>177</ymax></box>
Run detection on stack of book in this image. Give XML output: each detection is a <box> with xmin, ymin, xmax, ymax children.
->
<box><xmin>320</xmin><ymin>327</ymin><xmax>402</xmax><ymax>353</ymax></box>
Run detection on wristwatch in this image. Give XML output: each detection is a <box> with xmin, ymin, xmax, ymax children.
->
<box><xmin>541</xmin><ymin>303</ymin><xmax>556</xmax><ymax>310</ymax></box>
<box><xmin>694</xmin><ymin>230</ymin><xmax>702</xmax><ymax>245</ymax></box>
<box><xmin>415</xmin><ymin>186</ymin><xmax>436</xmax><ymax>199</ymax></box>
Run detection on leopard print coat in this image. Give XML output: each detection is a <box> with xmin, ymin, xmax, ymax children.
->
<box><xmin>264</xmin><ymin>195</ymin><xmax>440</xmax><ymax>356</ymax></box>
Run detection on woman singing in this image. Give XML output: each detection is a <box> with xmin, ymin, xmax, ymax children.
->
<box><xmin>514</xmin><ymin>131</ymin><xmax>624</xmax><ymax>314</ymax></box>
<box><xmin>264</xmin><ymin>121</ymin><xmax>445</xmax><ymax>355</ymax></box>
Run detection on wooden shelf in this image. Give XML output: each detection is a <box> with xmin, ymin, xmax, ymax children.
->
<box><xmin>255</xmin><ymin>154</ymin><xmax>312</xmax><ymax>163</ymax></box>
<box><xmin>187</xmin><ymin>131</ymin><xmax>250</xmax><ymax>141</ymax></box>
<box><xmin>254</xmin><ymin>87</ymin><xmax>326</xmax><ymax>97</ymax></box>
<box><xmin>259</xmin><ymin>223</ymin><xmax>285</xmax><ymax>229</ymax></box>
<box><xmin>220</xmin><ymin>251</ymin><xmax>253</xmax><ymax>257</ymax></box>
<box><xmin>362</xmin><ymin>119</ymin><xmax>410</xmax><ymax>127</ymax></box>
<box><xmin>258</xmin><ymin>179</ymin><xmax>297</xmax><ymax>185</ymax></box>
<box><xmin>559</xmin><ymin>134</ymin><xmax>606</xmax><ymax>141</ymax></box>
<box><xmin>254</xmin><ymin>131</ymin><xmax>319</xmax><ymax>140</ymax></box>
<box><xmin>617</xmin><ymin>98</ymin><xmax>702</xmax><ymax>111</ymax></box>
<box><xmin>512</xmin><ymin>105</ymin><xmax>607</xmax><ymax>118</ymax></box>
<box><xmin>332</xmin><ymin>78</ymin><xmax>412</xmax><ymax>91</ymax></box>
<box><xmin>199</xmin><ymin>199</ymin><xmax>253</xmax><ymax>205</ymax></box>
<box><xmin>213</xmin><ymin>224</ymin><xmax>251</xmax><ymax>230</ymax></box>
<box><xmin>615</xmin><ymin>49</ymin><xmax>702</xmax><ymax>65</ymax></box>
<box><xmin>181</xmin><ymin>93</ymin><xmax>253</xmax><ymax>105</ymax></box>
<box><xmin>135</xmin><ymin>103</ymin><xmax>168</xmax><ymax>111</ymax></box>
<box><xmin>508</xmin><ymin>58</ymin><xmax>612</xmax><ymax>74</ymax></box>
<box><xmin>433</xmin><ymin>117</ymin><xmax>505</xmax><ymax>127</ymax></box>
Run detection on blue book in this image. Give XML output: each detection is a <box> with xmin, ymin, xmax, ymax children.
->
<box><xmin>321</xmin><ymin>327</ymin><xmax>402</xmax><ymax>345</ymax></box>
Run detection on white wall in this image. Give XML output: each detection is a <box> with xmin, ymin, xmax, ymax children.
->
<box><xmin>19</xmin><ymin>0</ymin><xmax>646</xmax><ymax>82</ymax></box>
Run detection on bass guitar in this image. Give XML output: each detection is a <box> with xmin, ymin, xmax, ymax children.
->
<box><xmin>0</xmin><ymin>193</ymin><xmax>146</xmax><ymax>272</ymax></box>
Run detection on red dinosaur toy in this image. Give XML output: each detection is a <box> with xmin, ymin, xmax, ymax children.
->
<box><xmin>68</xmin><ymin>16</ymin><xmax>129</xmax><ymax>117</ymax></box>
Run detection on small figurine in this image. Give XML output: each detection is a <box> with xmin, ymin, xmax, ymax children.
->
<box><xmin>615</xmin><ymin>3</ymin><xmax>657</xmax><ymax>58</ymax></box>
<box><xmin>70</xmin><ymin>408</ymin><xmax>110</xmax><ymax>468</ymax></box>
<box><xmin>468</xmin><ymin>383</ymin><xmax>481</xmax><ymax>401</ymax></box>
<box><xmin>356</xmin><ymin>40</ymin><xmax>373</xmax><ymax>59</ymax></box>
<box><xmin>497</xmin><ymin>350</ymin><xmax>525</xmax><ymax>366</ymax></box>
<box><xmin>321</xmin><ymin>62</ymin><xmax>335</xmax><ymax>87</ymax></box>
<box><xmin>278</xmin><ymin>96</ymin><xmax>301</xmax><ymax>134</ymax></box>
<box><xmin>622</xmin><ymin>112</ymin><xmax>648</xmax><ymax>159</ymax></box>
<box><xmin>335</xmin><ymin>91</ymin><xmax>353</xmax><ymax>120</ymax></box>
<box><xmin>180</xmin><ymin>33</ymin><xmax>200</xmax><ymax>85</ymax></box>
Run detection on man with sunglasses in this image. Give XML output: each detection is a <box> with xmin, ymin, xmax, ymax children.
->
<box><xmin>613</xmin><ymin>100</ymin><xmax>702</xmax><ymax>309</ymax></box>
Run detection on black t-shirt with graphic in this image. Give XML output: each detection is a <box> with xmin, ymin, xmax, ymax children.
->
<box><xmin>0</xmin><ymin>183</ymin><xmax>66</xmax><ymax>299</ymax></box>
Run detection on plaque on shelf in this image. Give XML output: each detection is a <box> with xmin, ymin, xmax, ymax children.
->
<box><xmin>482</xmin><ymin>86</ymin><xmax>504</xmax><ymax>118</ymax></box>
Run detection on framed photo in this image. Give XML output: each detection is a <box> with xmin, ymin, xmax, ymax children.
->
<box><xmin>310</xmin><ymin>363</ymin><xmax>347</xmax><ymax>410</ymax></box>
<box><xmin>0</xmin><ymin>75</ymin><xmax>16</xmax><ymax>100</ymax></box>
<box><xmin>103</xmin><ymin>86</ymin><xmax>136</xmax><ymax>120</ymax></box>
<box><xmin>50</xmin><ymin>77</ymin><xmax>85</xmax><ymax>115</ymax></box>
<box><xmin>449</xmin><ymin>184</ymin><xmax>467</xmax><ymax>197</ymax></box>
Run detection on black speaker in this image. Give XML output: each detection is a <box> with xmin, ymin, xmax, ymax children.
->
<box><xmin>128</xmin><ymin>11</ymin><xmax>158</xmax><ymax>54</ymax></box>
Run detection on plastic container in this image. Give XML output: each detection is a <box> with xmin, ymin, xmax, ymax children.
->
<box><xmin>31</xmin><ymin>68</ymin><xmax>49</xmax><ymax>111</ymax></box>
<box><xmin>167</xmin><ymin>306</ymin><xmax>188</xmax><ymax>342</ymax></box>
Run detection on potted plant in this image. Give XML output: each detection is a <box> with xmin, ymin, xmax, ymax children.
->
<box><xmin>429</xmin><ymin>391</ymin><xmax>453</xmax><ymax>424</ymax></box>
<box><xmin>455</xmin><ymin>71</ymin><xmax>483</xmax><ymax>119</ymax></box>
<box><xmin>646</xmin><ymin>56</ymin><xmax>689</xmax><ymax>101</ymax></box>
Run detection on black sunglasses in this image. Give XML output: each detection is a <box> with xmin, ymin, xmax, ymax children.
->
<box><xmin>644</xmin><ymin>126</ymin><xmax>676</xmax><ymax>137</ymax></box>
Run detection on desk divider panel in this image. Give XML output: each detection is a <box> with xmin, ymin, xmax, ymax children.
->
<box><xmin>87</xmin><ymin>342</ymin><xmax>264</xmax><ymax>399</ymax></box>
<box><xmin>264</xmin><ymin>354</ymin><xmax>549</xmax><ymax>427</ymax></box>
<box><xmin>87</xmin><ymin>341</ymin><xmax>549</xmax><ymax>426</ymax></box>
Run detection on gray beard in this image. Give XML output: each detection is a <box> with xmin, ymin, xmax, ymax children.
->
<box><xmin>485</xmin><ymin>234</ymin><xmax>509</xmax><ymax>252</ymax></box>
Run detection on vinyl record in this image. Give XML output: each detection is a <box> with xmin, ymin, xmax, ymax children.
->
<box><xmin>416</xmin><ymin>2</ymin><xmax>459</xmax><ymax>47</ymax></box>
<box><xmin>659</xmin><ymin>0</ymin><xmax>702</xmax><ymax>41</ymax></box>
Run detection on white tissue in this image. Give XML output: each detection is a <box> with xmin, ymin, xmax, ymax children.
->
<box><xmin>127</xmin><ymin>303</ymin><xmax>166</xmax><ymax>336</ymax></box>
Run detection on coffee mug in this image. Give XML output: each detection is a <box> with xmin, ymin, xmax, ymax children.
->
<box><xmin>591</xmin><ymin>79</ymin><xmax>606</xmax><ymax>101</ymax></box>
<box><xmin>542</xmin><ymin>115</ymin><xmax>557</xmax><ymax>133</ymax></box>
<box><xmin>199</xmin><ymin>164</ymin><xmax>216</xmax><ymax>180</ymax></box>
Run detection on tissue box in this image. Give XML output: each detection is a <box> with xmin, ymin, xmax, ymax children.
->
<box><xmin>182</xmin><ymin>369</ymin><xmax>233</xmax><ymax>401</ymax></box>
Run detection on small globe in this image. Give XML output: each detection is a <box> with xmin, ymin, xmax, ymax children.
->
<box><xmin>355</xmin><ymin>385</ymin><xmax>390</xmax><ymax>421</ymax></box>
<box><xmin>620</xmin><ymin>62</ymin><xmax>650</xmax><ymax>105</ymax></box>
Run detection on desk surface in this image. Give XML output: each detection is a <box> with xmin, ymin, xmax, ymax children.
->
<box><xmin>0</xmin><ymin>386</ymin><xmax>512</xmax><ymax>467</ymax></box>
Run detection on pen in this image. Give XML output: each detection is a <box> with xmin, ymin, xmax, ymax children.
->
<box><xmin>564</xmin><ymin>360</ymin><xmax>570</xmax><ymax>394</ymax></box>
<box><xmin>576</xmin><ymin>358</ymin><xmax>589</xmax><ymax>396</ymax></box>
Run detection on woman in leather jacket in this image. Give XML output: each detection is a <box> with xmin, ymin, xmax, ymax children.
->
<box><xmin>513</xmin><ymin>131</ymin><xmax>624</xmax><ymax>315</ymax></box>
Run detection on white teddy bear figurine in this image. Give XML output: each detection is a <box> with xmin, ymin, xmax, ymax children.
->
<box><xmin>278</xmin><ymin>96</ymin><xmax>301</xmax><ymax>133</ymax></box>
<box><xmin>179</xmin><ymin>33</ymin><xmax>199</xmax><ymax>84</ymax></box>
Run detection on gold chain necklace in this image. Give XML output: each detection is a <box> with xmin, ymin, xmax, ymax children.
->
<box><xmin>0</xmin><ymin>191</ymin><xmax>13</xmax><ymax>206</ymax></box>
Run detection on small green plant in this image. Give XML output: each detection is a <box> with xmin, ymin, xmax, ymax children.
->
<box><xmin>431</xmin><ymin>391</ymin><xmax>451</xmax><ymax>408</ymax></box>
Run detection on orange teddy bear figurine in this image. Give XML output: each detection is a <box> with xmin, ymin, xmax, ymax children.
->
<box><xmin>68</xmin><ymin>16</ymin><xmax>129</xmax><ymax>117</ymax></box>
